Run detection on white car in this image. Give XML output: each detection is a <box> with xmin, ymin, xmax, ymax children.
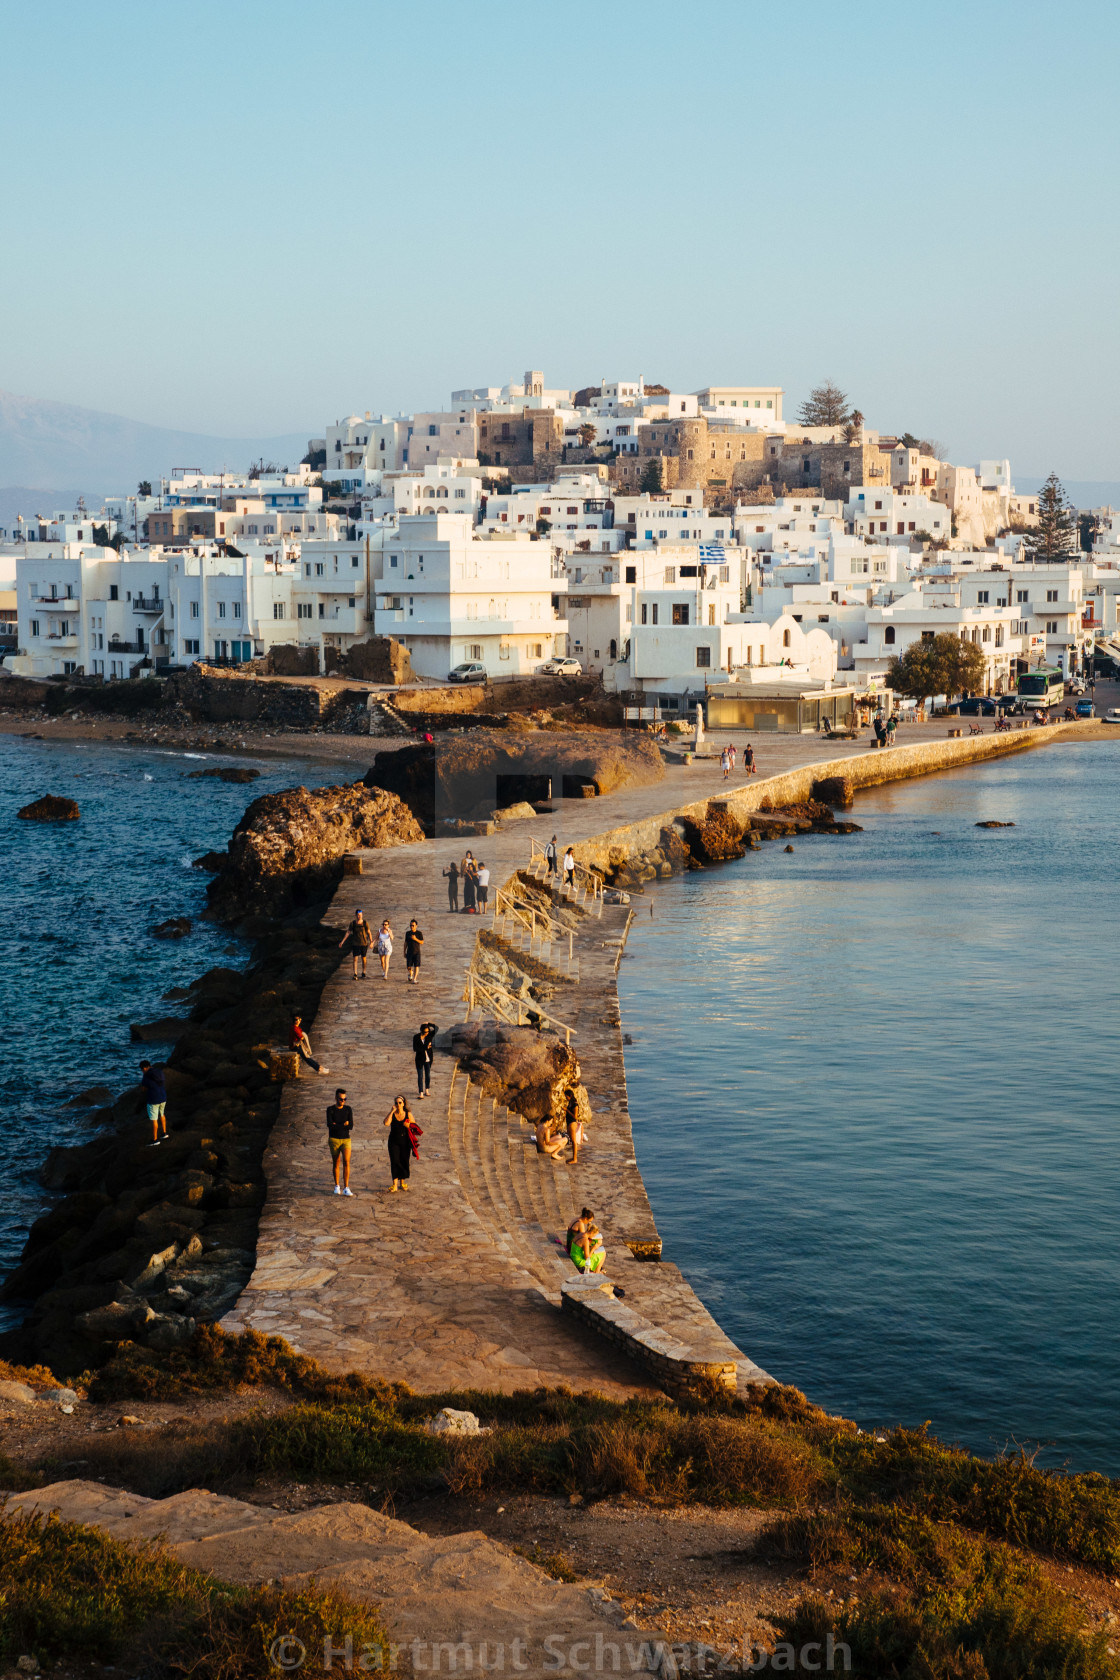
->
<box><xmin>1103</xmin><ymin>708</ymin><xmax>1120</xmax><ymax>724</ymax></box>
<box><xmin>538</xmin><ymin>657</ymin><xmax>583</xmax><ymax>676</ymax></box>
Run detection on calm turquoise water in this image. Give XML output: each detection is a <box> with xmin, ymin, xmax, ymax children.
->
<box><xmin>618</xmin><ymin>741</ymin><xmax>1120</xmax><ymax>1473</ymax></box>
<box><xmin>0</xmin><ymin>735</ymin><xmax>322</xmax><ymax>1326</ymax></box>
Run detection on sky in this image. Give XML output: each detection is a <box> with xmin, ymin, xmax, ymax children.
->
<box><xmin>1</xmin><ymin>0</ymin><xmax>1117</xmax><ymax>479</ymax></box>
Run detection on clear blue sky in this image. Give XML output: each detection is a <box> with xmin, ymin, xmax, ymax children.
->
<box><xmin>2</xmin><ymin>0</ymin><xmax>1117</xmax><ymax>478</ymax></box>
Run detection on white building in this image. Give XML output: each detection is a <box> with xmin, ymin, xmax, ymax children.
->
<box><xmin>371</xmin><ymin>513</ymin><xmax>567</xmax><ymax>679</ymax></box>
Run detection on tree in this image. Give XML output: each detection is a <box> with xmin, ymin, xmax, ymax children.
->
<box><xmin>1027</xmin><ymin>473</ymin><xmax>1078</xmax><ymax>560</ymax></box>
<box><xmin>578</xmin><ymin>423</ymin><xmax>597</xmax><ymax>448</ymax></box>
<box><xmin>137</xmin><ymin>480</ymin><xmax>152</xmax><ymax>498</ymax></box>
<box><xmin>798</xmin><ymin>380</ymin><xmax>851</xmax><ymax>427</ymax></box>
<box><xmin>888</xmin><ymin>632</ymin><xmax>988</xmax><ymax>702</ymax></box>
<box><xmin>639</xmin><ymin>457</ymin><xmax>664</xmax><ymax>494</ymax></box>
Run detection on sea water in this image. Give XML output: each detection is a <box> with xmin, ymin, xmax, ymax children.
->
<box><xmin>0</xmin><ymin>734</ymin><xmax>323</xmax><ymax>1327</ymax></box>
<box><xmin>618</xmin><ymin>740</ymin><xmax>1120</xmax><ymax>1473</ymax></box>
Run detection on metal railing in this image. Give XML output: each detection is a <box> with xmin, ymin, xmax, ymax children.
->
<box><xmin>463</xmin><ymin>970</ymin><xmax>575</xmax><ymax>1045</ymax></box>
<box><xmin>528</xmin><ymin>837</ymin><xmax>604</xmax><ymax>916</ymax></box>
<box><xmin>492</xmin><ymin>886</ymin><xmax>574</xmax><ymax>964</ymax></box>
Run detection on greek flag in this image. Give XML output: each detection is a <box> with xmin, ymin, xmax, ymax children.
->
<box><xmin>699</xmin><ymin>544</ymin><xmax>727</xmax><ymax>562</ymax></box>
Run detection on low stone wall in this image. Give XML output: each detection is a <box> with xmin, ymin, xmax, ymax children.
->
<box><xmin>572</xmin><ymin>725</ymin><xmax>1093</xmax><ymax>876</ymax></box>
<box><xmin>561</xmin><ymin>1276</ymin><xmax>737</xmax><ymax>1393</ymax></box>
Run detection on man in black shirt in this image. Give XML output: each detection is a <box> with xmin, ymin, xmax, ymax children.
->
<box><xmin>413</xmin><ymin>1021</ymin><xmax>437</xmax><ymax>1099</ymax></box>
<box><xmin>327</xmin><ymin>1088</ymin><xmax>354</xmax><ymax>1195</ymax></box>
<box><xmin>405</xmin><ymin>919</ymin><xmax>424</xmax><ymax>985</ymax></box>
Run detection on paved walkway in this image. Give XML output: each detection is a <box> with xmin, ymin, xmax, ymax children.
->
<box><xmin>223</xmin><ymin>723</ymin><xmax>1098</xmax><ymax>1394</ymax></box>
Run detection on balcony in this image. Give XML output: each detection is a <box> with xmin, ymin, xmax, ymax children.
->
<box><xmin>132</xmin><ymin>597</ymin><xmax>165</xmax><ymax>613</ymax></box>
<box><xmin>107</xmin><ymin>638</ymin><xmax>146</xmax><ymax>654</ymax></box>
<box><xmin>45</xmin><ymin>632</ymin><xmax>77</xmax><ymax>646</ymax></box>
<box><xmin>33</xmin><ymin>596</ymin><xmax>79</xmax><ymax>610</ymax></box>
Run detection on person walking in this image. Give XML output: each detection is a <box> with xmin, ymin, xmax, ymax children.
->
<box><xmin>563</xmin><ymin>846</ymin><xmax>576</xmax><ymax>892</ymax></box>
<box><xmin>338</xmin><ymin>908</ymin><xmax>373</xmax><ymax>979</ymax></box>
<box><xmin>384</xmin><ymin>1094</ymin><xmax>417</xmax><ymax>1191</ymax></box>
<box><xmin>886</xmin><ymin>713</ymin><xmax>898</xmax><ymax>745</ymax></box>
<box><xmin>728</xmin><ymin>742</ymin><xmax>737</xmax><ymax>773</ymax></box>
<box><xmin>140</xmin><ymin>1059</ymin><xmax>168</xmax><ymax>1147</ymax></box>
<box><xmin>873</xmin><ymin>715</ymin><xmax>885</xmax><ymax>749</ymax></box>
<box><xmin>376</xmin><ymin>919</ymin><xmax>393</xmax><ymax>980</ymax></box>
<box><xmin>290</xmin><ymin>1014</ymin><xmax>329</xmax><ymax>1075</ymax></box>
<box><xmin>744</xmin><ymin>742</ymin><xmax>756</xmax><ymax>775</ymax></box>
<box><xmin>443</xmin><ymin>859</ymin><xmax>459</xmax><ymax>913</ymax></box>
<box><xmin>404</xmin><ymin>918</ymin><xmax>424</xmax><ymax>985</ymax></box>
<box><xmin>327</xmin><ymin>1087</ymin><xmax>354</xmax><ymax>1195</ymax></box>
<box><xmin>413</xmin><ymin>1020</ymin><xmax>437</xmax><ymax>1099</ymax></box>
<box><xmin>545</xmin><ymin>835</ymin><xmax>558</xmax><ymax>878</ymax></box>
<box><xmin>462</xmin><ymin>851</ymin><xmax>477</xmax><ymax>913</ymax></box>
<box><xmin>720</xmin><ymin>747</ymin><xmax>730</xmax><ymax>781</ymax></box>
<box><xmin>476</xmin><ymin>860</ymin><xmax>490</xmax><ymax>912</ymax></box>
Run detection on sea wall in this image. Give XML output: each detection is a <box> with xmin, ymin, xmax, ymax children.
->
<box><xmin>571</xmin><ymin>725</ymin><xmax>1091</xmax><ymax>875</ymax></box>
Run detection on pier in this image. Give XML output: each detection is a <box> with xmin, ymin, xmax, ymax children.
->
<box><xmin>223</xmin><ymin>722</ymin><xmax>1096</xmax><ymax>1395</ymax></box>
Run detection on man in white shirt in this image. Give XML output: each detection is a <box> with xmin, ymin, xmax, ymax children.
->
<box><xmin>476</xmin><ymin>862</ymin><xmax>490</xmax><ymax>910</ymax></box>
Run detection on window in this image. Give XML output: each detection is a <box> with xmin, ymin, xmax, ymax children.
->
<box><xmin>641</xmin><ymin>603</ymin><xmax>647</xmax><ymax>624</ymax></box>
<box><xmin>297</xmin><ymin>603</ymin><xmax>313</xmax><ymax>619</ymax></box>
<box><xmin>977</xmin><ymin>590</ymin><xmax>989</xmax><ymax>604</ymax></box>
<box><xmin>232</xmin><ymin>602</ymin><xmax>241</xmax><ymax>618</ymax></box>
<box><xmin>982</xmin><ymin>626</ymin><xmax>991</xmax><ymax>642</ymax></box>
<box><xmin>708</xmin><ymin>604</ymin><xmax>716</xmax><ymax>625</ymax></box>
<box><xmin>273</xmin><ymin>603</ymin><xmax>285</xmax><ymax>619</ymax></box>
<box><xmin>782</xmin><ymin>628</ymin><xmax>791</xmax><ymax>647</ymax></box>
<box><xmin>818</xmin><ymin>614</ymin><xmax>830</xmax><ymax>623</ymax></box>
<box><xmin>625</xmin><ymin>565</ymin><xmax>636</xmax><ymax>584</ymax></box>
<box><xmin>109</xmin><ymin>585</ymin><xmax>118</xmax><ymax>601</ymax></box>
<box><xmin>184</xmin><ymin>639</ymin><xmax>199</xmax><ymax>655</ymax></box>
<box><xmin>696</xmin><ymin>645</ymin><xmax>711</xmax><ymax>667</ymax></box>
<box><xmin>470</xmin><ymin>644</ymin><xmax>482</xmax><ymax>659</ymax></box>
<box><xmin>315</xmin><ymin>563</ymin><xmax>324</xmax><ymax>576</ymax></box>
<box><xmin>217</xmin><ymin>602</ymin><xmax>226</xmax><ymax>618</ymax></box>
<box><xmin>318</xmin><ymin>603</ymin><xmax>325</xmax><ymax>618</ymax></box>
<box><xmin>1046</xmin><ymin>619</ymin><xmax>1059</xmax><ymax>634</ymax></box>
<box><xmin>30</xmin><ymin>619</ymin><xmax>39</xmax><ymax>637</ymax></box>
<box><xmin>885</xmin><ymin>626</ymin><xmax>896</xmax><ymax>644</ymax></box>
<box><xmin>652</xmin><ymin>603</ymin><xmax>659</xmax><ymax>625</ymax></box>
<box><xmin>1016</xmin><ymin>589</ymin><xmax>1029</xmax><ymax>603</ymax></box>
<box><xmin>672</xmin><ymin>603</ymin><xmax>690</xmax><ymax>625</ymax></box>
<box><xmin>1046</xmin><ymin>589</ymin><xmax>1059</xmax><ymax>602</ymax></box>
<box><xmin>719</xmin><ymin>565</ymin><xmax>730</xmax><ymax>582</ymax></box>
<box><xmin>190</xmin><ymin>600</ymin><xmax>199</xmax><ymax>617</ymax></box>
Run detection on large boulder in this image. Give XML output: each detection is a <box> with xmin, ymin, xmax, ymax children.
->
<box><xmin>18</xmin><ymin>795</ymin><xmax>79</xmax><ymax>822</ymax></box>
<box><xmin>366</xmin><ymin>728</ymin><xmax>664</xmax><ymax>832</ymax></box>
<box><xmin>812</xmin><ymin>775</ymin><xmax>855</xmax><ymax>807</ymax></box>
<box><xmin>451</xmin><ymin>1022</ymin><xmax>585</xmax><ymax>1124</ymax></box>
<box><xmin>206</xmin><ymin>781</ymin><xmax>424</xmax><ymax>921</ymax></box>
<box><xmin>679</xmin><ymin>804</ymin><xmax>747</xmax><ymax>865</ymax></box>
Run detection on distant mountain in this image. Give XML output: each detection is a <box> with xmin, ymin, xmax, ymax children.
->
<box><xmin>0</xmin><ymin>389</ymin><xmax>311</xmax><ymax>503</ymax></box>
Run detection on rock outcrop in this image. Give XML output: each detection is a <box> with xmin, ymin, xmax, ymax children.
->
<box><xmin>450</xmin><ymin>1022</ymin><xmax>587</xmax><ymax>1126</ymax></box>
<box><xmin>17</xmin><ymin>795</ymin><xmax>79</xmax><ymax>822</ymax></box>
<box><xmin>812</xmin><ymin>775</ymin><xmax>855</xmax><ymax>807</ymax></box>
<box><xmin>151</xmin><ymin>917</ymin><xmax>192</xmax><ymax>940</ymax></box>
<box><xmin>186</xmin><ymin>766</ymin><xmax>260</xmax><ymax>783</ymax></box>
<box><xmin>365</xmin><ymin>729</ymin><xmax>664</xmax><ymax>833</ymax></box>
<box><xmin>206</xmin><ymin>782</ymin><xmax>424</xmax><ymax>922</ymax></box>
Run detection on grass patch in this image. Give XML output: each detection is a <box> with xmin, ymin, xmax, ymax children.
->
<box><xmin>514</xmin><ymin>1543</ymin><xmax>580</xmax><ymax>1583</ymax></box>
<box><xmin>0</xmin><ymin>1509</ymin><xmax>391</xmax><ymax>1678</ymax></box>
<box><xmin>87</xmin><ymin>1325</ymin><xmax>406</xmax><ymax>1406</ymax></box>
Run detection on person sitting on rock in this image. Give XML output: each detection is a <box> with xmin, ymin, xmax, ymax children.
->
<box><xmin>290</xmin><ymin>1014</ymin><xmax>329</xmax><ymax>1075</ymax></box>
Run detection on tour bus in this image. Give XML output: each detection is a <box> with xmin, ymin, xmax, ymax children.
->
<box><xmin>1017</xmin><ymin>667</ymin><xmax>1065</xmax><ymax>711</ymax></box>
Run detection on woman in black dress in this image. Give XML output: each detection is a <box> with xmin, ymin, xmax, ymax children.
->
<box><xmin>384</xmin><ymin>1094</ymin><xmax>415</xmax><ymax>1192</ymax></box>
<box><xmin>461</xmin><ymin>851</ymin><xmax>477</xmax><ymax>913</ymax></box>
<box><xmin>443</xmin><ymin>860</ymin><xmax>459</xmax><ymax>913</ymax></box>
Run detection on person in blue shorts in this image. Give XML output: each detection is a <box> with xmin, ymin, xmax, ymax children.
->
<box><xmin>140</xmin><ymin>1060</ymin><xmax>168</xmax><ymax>1147</ymax></box>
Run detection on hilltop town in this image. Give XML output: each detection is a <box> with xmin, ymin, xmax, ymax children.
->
<box><xmin>1</xmin><ymin>372</ymin><xmax>1117</xmax><ymax>727</ymax></box>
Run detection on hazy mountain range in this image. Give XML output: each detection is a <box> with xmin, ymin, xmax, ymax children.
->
<box><xmin>0</xmin><ymin>389</ymin><xmax>311</xmax><ymax>510</ymax></box>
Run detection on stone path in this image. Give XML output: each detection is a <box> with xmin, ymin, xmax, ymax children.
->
<box><xmin>223</xmin><ymin>724</ymin><xmax>1096</xmax><ymax>1395</ymax></box>
<box><xmin>8</xmin><ymin>1481</ymin><xmax>664</xmax><ymax>1677</ymax></box>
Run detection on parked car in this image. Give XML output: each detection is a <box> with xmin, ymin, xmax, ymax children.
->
<box><xmin>447</xmin><ymin>662</ymin><xmax>487</xmax><ymax>684</ymax></box>
<box><xmin>954</xmin><ymin>697</ymin><xmax>1009</xmax><ymax>716</ymax></box>
<box><xmin>1067</xmin><ymin>679</ymin><xmax>1087</xmax><ymax>695</ymax></box>
<box><xmin>1075</xmin><ymin>700</ymin><xmax>1096</xmax><ymax>717</ymax></box>
<box><xmin>1103</xmin><ymin>708</ymin><xmax>1120</xmax><ymax>724</ymax></box>
<box><xmin>537</xmin><ymin>657</ymin><xmax>583</xmax><ymax>676</ymax></box>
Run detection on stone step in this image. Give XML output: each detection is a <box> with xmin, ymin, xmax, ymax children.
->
<box><xmin>7</xmin><ymin>1482</ymin><xmax>663</xmax><ymax>1677</ymax></box>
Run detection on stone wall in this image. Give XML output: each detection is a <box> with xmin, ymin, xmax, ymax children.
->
<box><xmin>322</xmin><ymin>636</ymin><xmax>413</xmax><ymax>684</ymax></box>
<box><xmin>263</xmin><ymin>645</ymin><xmax>320</xmax><ymax>677</ymax></box>
<box><xmin>168</xmin><ymin>669</ymin><xmax>326</xmax><ymax>727</ymax></box>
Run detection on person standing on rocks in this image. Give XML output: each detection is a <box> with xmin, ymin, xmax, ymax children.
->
<box><xmin>413</xmin><ymin>1020</ymin><xmax>437</xmax><ymax>1099</ymax></box>
<box><xmin>476</xmin><ymin>860</ymin><xmax>490</xmax><ymax>912</ymax></box>
<box><xmin>376</xmin><ymin>919</ymin><xmax>394</xmax><ymax>980</ymax></box>
<box><xmin>565</xmin><ymin>1087</ymin><xmax>584</xmax><ymax>1165</ymax></box>
<box><xmin>563</xmin><ymin>846</ymin><xmax>576</xmax><ymax>892</ymax></box>
<box><xmin>339</xmin><ymin>908</ymin><xmax>374</xmax><ymax>980</ymax></box>
<box><xmin>546</xmin><ymin>835</ymin><xmax>558</xmax><ymax>878</ymax></box>
<box><xmin>290</xmin><ymin>1014</ymin><xmax>329</xmax><ymax>1075</ymax></box>
<box><xmin>384</xmin><ymin>1094</ymin><xmax>416</xmax><ymax>1191</ymax></box>
<box><xmin>328</xmin><ymin>1088</ymin><xmax>354</xmax><ymax>1196</ymax></box>
<box><xmin>140</xmin><ymin>1059</ymin><xmax>168</xmax><ymax>1147</ymax></box>
<box><xmin>404</xmin><ymin>919</ymin><xmax>424</xmax><ymax>984</ymax></box>
<box><xmin>443</xmin><ymin>859</ymin><xmax>459</xmax><ymax>913</ymax></box>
